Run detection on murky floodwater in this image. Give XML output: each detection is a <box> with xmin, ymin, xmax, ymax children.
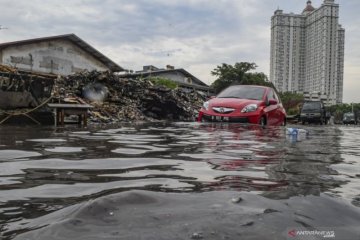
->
<box><xmin>0</xmin><ymin>123</ymin><xmax>359</xmax><ymax>239</ymax></box>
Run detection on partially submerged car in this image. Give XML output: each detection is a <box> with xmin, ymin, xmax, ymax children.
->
<box><xmin>343</xmin><ymin>112</ymin><xmax>357</xmax><ymax>125</ymax></box>
<box><xmin>197</xmin><ymin>85</ymin><xmax>286</xmax><ymax>126</ymax></box>
<box><xmin>300</xmin><ymin>101</ymin><xmax>327</xmax><ymax>125</ymax></box>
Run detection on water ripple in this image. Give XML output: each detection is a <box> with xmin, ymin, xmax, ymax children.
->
<box><xmin>0</xmin><ymin>123</ymin><xmax>359</xmax><ymax>239</ymax></box>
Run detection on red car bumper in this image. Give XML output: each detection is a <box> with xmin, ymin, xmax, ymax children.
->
<box><xmin>197</xmin><ymin>110</ymin><xmax>262</xmax><ymax>124</ymax></box>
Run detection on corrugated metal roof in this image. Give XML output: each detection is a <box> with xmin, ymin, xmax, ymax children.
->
<box><xmin>124</xmin><ymin>68</ymin><xmax>209</xmax><ymax>88</ymax></box>
<box><xmin>0</xmin><ymin>34</ymin><xmax>124</xmax><ymax>72</ymax></box>
<box><xmin>123</xmin><ymin>68</ymin><xmax>209</xmax><ymax>89</ymax></box>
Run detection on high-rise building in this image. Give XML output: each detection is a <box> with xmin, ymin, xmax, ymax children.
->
<box><xmin>270</xmin><ymin>0</ymin><xmax>345</xmax><ymax>104</ymax></box>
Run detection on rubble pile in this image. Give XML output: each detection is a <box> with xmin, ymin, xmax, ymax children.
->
<box><xmin>52</xmin><ymin>70</ymin><xmax>206</xmax><ymax>123</ymax></box>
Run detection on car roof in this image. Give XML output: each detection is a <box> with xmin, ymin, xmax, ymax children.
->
<box><xmin>303</xmin><ymin>101</ymin><xmax>322</xmax><ymax>104</ymax></box>
<box><xmin>304</xmin><ymin>100</ymin><xmax>322</xmax><ymax>103</ymax></box>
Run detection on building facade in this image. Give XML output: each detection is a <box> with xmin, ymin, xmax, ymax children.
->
<box><xmin>0</xmin><ymin>34</ymin><xmax>123</xmax><ymax>76</ymax></box>
<box><xmin>270</xmin><ymin>0</ymin><xmax>345</xmax><ymax>104</ymax></box>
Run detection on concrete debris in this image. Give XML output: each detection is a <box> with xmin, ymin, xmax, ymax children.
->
<box><xmin>52</xmin><ymin>70</ymin><xmax>206</xmax><ymax>123</ymax></box>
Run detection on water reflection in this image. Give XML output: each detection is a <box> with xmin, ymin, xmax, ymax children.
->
<box><xmin>0</xmin><ymin>123</ymin><xmax>359</xmax><ymax>238</ymax></box>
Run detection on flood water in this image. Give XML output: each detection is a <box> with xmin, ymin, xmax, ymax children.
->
<box><xmin>0</xmin><ymin>123</ymin><xmax>359</xmax><ymax>239</ymax></box>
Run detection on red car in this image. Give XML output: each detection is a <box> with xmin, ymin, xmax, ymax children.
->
<box><xmin>197</xmin><ymin>85</ymin><xmax>286</xmax><ymax>126</ymax></box>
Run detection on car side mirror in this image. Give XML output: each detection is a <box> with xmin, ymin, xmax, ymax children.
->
<box><xmin>269</xmin><ymin>99</ymin><xmax>278</xmax><ymax>105</ymax></box>
<box><xmin>210</xmin><ymin>96</ymin><xmax>216</xmax><ymax>99</ymax></box>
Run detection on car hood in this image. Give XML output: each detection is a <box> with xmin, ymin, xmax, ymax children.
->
<box><xmin>209</xmin><ymin>98</ymin><xmax>262</xmax><ymax>109</ymax></box>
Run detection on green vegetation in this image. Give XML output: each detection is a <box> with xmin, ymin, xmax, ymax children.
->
<box><xmin>278</xmin><ymin>92</ymin><xmax>304</xmax><ymax>115</ymax></box>
<box><xmin>148</xmin><ymin>77</ymin><xmax>178</xmax><ymax>89</ymax></box>
<box><xmin>210</xmin><ymin>62</ymin><xmax>274</xmax><ymax>94</ymax></box>
<box><xmin>327</xmin><ymin>103</ymin><xmax>360</xmax><ymax>122</ymax></box>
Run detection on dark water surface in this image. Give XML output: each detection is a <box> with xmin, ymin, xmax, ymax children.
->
<box><xmin>0</xmin><ymin>123</ymin><xmax>359</xmax><ymax>239</ymax></box>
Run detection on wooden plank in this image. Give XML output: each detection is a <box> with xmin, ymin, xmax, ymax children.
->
<box><xmin>48</xmin><ymin>103</ymin><xmax>93</xmax><ymax>109</ymax></box>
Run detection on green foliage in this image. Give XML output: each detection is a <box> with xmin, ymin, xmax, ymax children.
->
<box><xmin>287</xmin><ymin>108</ymin><xmax>300</xmax><ymax>115</ymax></box>
<box><xmin>278</xmin><ymin>92</ymin><xmax>304</xmax><ymax>115</ymax></box>
<box><xmin>148</xmin><ymin>77</ymin><xmax>178</xmax><ymax>89</ymax></box>
<box><xmin>327</xmin><ymin>103</ymin><xmax>360</xmax><ymax>122</ymax></box>
<box><xmin>210</xmin><ymin>62</ymin><xmax>273</xmax><ymax>94</ymax></box>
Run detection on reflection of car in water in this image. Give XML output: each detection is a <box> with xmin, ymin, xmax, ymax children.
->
<box><xmin>196</xmin><ymin>123</ymin><xmax>287</xmax><ymax>192</ymax></box>
<box><xmin>343</xmin><ymin>112</ymin><xmax>357</xmax><ymax>125</ymax></box>
<box><xmin>300</xmin><ymin>101</ymin><xmax>327</xmax><ymax>125</ymax></box>
<box><xmin>197</xmin><ymin>85</ymin><xmax>287</xmax><ymax>126</ymax></box>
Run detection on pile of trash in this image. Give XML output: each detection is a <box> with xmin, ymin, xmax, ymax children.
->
<box><xmin>52</xmin><ymin>70</ymin><xmax>207</xmax><ymax>123</ymax></box>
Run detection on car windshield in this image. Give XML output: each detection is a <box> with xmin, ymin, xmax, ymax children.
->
<box><xmin>302</xmin><ymin>102</ymin><xmax>321</xmax><ymax>111</ymax></box>
<box><xmin>217</xmin><ymin>86</ymin><xmax>265</xmax><ymax>100</ymax></box>
<box><xmin>344</xmin><ymin>113</ymin><xmax>354</xmax><ymax>117</ymax></box>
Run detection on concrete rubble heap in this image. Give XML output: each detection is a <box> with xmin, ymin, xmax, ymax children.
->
<box><xmin>52</xmin><ymin>70</ymin><xmax>206</xmax><ymax>123</ymax></box>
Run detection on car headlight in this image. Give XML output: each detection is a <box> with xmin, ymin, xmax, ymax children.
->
<box><xmin>203</xmin><ymin>101</ymin><xmax>209</xmax><ymax>110</ymax></box>
<box><xmin>241</xmin><ymin>104</ymin><xmax>258</xmax><ymax>113</ymax></box>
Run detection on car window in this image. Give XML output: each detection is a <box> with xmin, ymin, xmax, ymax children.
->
<box><xmin>267</xmin><ymin>89</ymin><xmax>274</xmax><ymax>100</ymax></box>
<box><xmin>273</xmin><ymin>91</ymin><xmax>280</xmax><ymax>102</ymax></box>
<box><xmin>302</xmin><ymin>102</ymin><xmax>321</xmax><ymax>110</ymax></box>
<box><xmin>217</xmin><ymin>86</ymin><xmax>265</xmax><ymax>100</ymax></box>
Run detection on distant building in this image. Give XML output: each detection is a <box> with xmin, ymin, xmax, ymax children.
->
<box><xmin>123</xmin><ymin>65</ymin><xmax>210</xmax><ymax>92</ymax></box>
<box><xmin>270</xmin><ymin>0</ymin><xmax>345</xmax><ymax>105</ymax></box>
<box><xmin>0</xmin><ymin>34</ymin><xmax>123</xmax><ymax>75</ymax></box>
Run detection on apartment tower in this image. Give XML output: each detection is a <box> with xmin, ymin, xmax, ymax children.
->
<box><xmin>270</xmin><ymin>0</ymin><xmax>345</xmax><ymax>104</ymax></box>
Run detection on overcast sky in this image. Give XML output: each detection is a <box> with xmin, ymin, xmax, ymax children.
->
<box><xmin>0</xmin><ymin>0</ymin><xmax>358</xmax><ymax>103</ymax></box>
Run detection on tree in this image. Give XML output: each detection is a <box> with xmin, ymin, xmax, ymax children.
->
<box><xmin>327</xmin><ymin>103</ymin><xmax>360</xmax><ymax>123</ymax></box>
<box><xmin>210</xmin><ymin>62</ymin><xmax>273</xmax><ymax>93</ymax></box>
<box><xmin>278</xmin><ymin>92</ymin><xmax>304</xmax><ymax>115</ymax></box>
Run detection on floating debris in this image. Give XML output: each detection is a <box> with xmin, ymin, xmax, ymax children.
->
<box><xmin>191</xmin><ymin>232</ymin><xmax>204</xmax><ymax>239</ymax></box>
<box><xmin>231</xmin><ymin>196</ymin><xmax>243</xmax><ymax>203</ymax></box>
<box><xmin>263</xmin><ymin>209</ymin><xmax>280</xmax><ymax>214</ymax></box>
<box><xmin>241</xmin><ymin>221</ymin><xmax>254</xmax><ymax>227</ymax></box>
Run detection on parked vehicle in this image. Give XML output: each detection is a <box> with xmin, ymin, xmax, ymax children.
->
<box><xmin>197</xmin><ymin>85</ymin><xmax>287</xmax><ymax>126</ymax></box>
<box><xmin>343</xmin><ymin>112</ymin><xmax>357</xmax><ymax>125</ymax></box>
<box><xmin>300</xmin><ymin>101</ymin><xmax>327</xmax><ymax>125</ymax></box>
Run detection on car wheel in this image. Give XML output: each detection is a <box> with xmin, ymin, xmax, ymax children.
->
<box><xmin>259</xmin><ymin>116</ymin><xmax>266</xmax><ymax>127</ymax></box>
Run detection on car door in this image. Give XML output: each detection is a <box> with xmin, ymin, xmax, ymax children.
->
<box><xmin>264</xmin><ymin>89</ymin><xmax>278</xmax><ymax>125</ymax></box>
<box><xmin>273</xmin><ymin>90</ymin><xmax>284</xmax><ymax>125</ymax></box>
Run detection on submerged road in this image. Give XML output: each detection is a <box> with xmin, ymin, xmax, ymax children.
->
<box><xmin>0</xmin><ymin>123</ymin><xmax>359</xmax><ymax>239</ymax></box>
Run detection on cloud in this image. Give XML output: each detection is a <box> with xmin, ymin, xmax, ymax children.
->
<box><xmin>0</xmin><ymin>0</ymin><xmax>359</xmax><ymax>102</ymax></box>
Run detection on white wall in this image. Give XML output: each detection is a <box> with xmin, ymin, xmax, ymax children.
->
<box><xmin>0</xmin><ymin>39</ymin><xmax>108</xmax><ymax>75</ymax></box>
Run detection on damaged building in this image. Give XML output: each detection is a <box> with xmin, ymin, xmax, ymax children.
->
<box><xmin>0</xmin><ymin>33</ymin><xmax>124</xmax><ymax>75</ymax></box>
<box><xmin>123</xmin><ymin>65</ymin><xmax>211</xmax><ymax>94</ymax></box>
<box><xmin>0</xmin><ymin>35</ymin><xmax>206</xmax><ymax>125</ymax></box>
<box><xmin>0</xmin><ymin>34</ymin><xmax>124</xmax><ymax>110</ymax></box>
